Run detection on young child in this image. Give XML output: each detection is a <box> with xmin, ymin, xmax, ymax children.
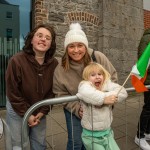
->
<box><xmin>76</xmin><ymin>62</ymin><xmax>128</xmax><ymax>150</ymax></box>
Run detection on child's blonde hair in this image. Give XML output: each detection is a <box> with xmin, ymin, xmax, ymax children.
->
<box><xmin>82</xmin><ymin>62</ymin><xmax>111</xmax><ymax>83</ymax></box>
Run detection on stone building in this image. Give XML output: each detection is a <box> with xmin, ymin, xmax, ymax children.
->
<box><xmin>32</xmin><ymin>0</ymin><xmax>144</xmax><ymax>86</ymax></box>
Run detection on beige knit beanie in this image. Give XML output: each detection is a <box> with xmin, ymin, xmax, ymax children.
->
<box><xmin>64</xmin><ymin>23</ymin><xmax>88</xmax><ymax>49</ymax></box>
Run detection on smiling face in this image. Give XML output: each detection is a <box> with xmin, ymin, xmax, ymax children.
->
<box><xmin>31</xmin><ymin>27</ymin><xmax>52</xmax><ymax>55</ymax></box>
<box><xmin>67</xmin><ymin>42</ymin><xmax>87</xmax><ymax>62</ymax></box>
<box><xmin>88</xmin><ymin>70</ymin><xmax>104</xmax><ymax>90</ymax></box>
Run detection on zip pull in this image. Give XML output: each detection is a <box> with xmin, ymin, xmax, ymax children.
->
<box><xmin>38</xmin><ymin>73</ymin><xmax>43</xmax><ymax>76</ymax></box>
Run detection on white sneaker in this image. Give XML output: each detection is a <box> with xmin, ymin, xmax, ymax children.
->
<box><xmin>145</xmin><ymin>133</ymin><xmax>150</xmax><ymax>141</ymax></box>
<box><xmin>135</xmin><ymin>136</ymin><xmax>150</xmax><ymax>150</ymax></box>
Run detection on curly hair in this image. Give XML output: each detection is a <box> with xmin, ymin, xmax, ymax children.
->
<box><xmin>23</xmin><ymin>23</ymin><xmax>56</xmax><ymax>60</ymax></box>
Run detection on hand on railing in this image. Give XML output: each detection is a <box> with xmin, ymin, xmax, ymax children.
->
<box><xmin>78</xmin><ymin>106</ymin><xmax>83</xmax><ymax>119</ymax></box>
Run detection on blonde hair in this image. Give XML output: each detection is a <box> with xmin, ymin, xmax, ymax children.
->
<box><xmin>82</xmin><ymin>62</ymin><xmax>111</xmax><ymax>83</ymax></box>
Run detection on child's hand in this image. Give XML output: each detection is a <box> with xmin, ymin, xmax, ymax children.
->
<box><xmin>103</xmin><ymin>95</ymin><xmax>118</xmax><ymax>105</ymax></box>
<box><xmin>78</xmin><ymin>106</ymin><xmax>83</xmax><ymax>119</ymax></box>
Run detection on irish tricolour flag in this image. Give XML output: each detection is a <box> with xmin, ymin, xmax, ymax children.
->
<box><xmin>131</xmin><ymin>42</ymin><xmax>150</xmax><ymax>92</ymax></box>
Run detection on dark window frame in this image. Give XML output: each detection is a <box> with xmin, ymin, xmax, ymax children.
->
<box><xmin>6</xmin><ymin>11</ymin><xmax>13</xmax><ymax>19</ymax></box>
<box><xmin>6</xmin><ymin>28</ymin><xmax>13</xmax><ymax>41</ymax></box>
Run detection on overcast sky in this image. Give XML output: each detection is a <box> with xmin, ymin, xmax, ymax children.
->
<box><xmin>143</xmin><ymin>0</ymin><xmax>150</xmax><ymax>10</ymax></box>
<box><xmin>6</xmin><ymin>0</ymin><xmax>30</xmax><ymax>34</ymax></box>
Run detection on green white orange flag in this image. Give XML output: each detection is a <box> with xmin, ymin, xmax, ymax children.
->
<box><xmin>131</xmin><ymin>42</ymin><xmax>150</xmax><ymax>92</ymax></box>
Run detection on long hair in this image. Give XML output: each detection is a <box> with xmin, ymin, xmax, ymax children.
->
<box><xmin>23</xmin><ymin>24</ymin><xmax>56</xmax><ymax>60</ymax></box>
<box><xmin>62</xmin><ymin>47</ymin><xmax>91</xmax><ymax>71</ymax></box>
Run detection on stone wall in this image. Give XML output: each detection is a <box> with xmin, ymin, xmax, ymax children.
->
<box><xmin>33</xmin><ymin>0</ymin><xmax>144</xmax><ymax>86</ymax></box>
<box><xmin>101</xmin><ymin>0</ymin><xmax>144</xmax><ymax>85</ymax></box>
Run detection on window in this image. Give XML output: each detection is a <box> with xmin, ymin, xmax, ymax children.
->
<box><xmin>6</xmin><ymin>11</ymin><xmax>13</xmax><ymax>19</ymax></box>
<box><xmin>6</xmin><ymin>28</ymin><xmax>12</xmax><ymax>41</ymax></box>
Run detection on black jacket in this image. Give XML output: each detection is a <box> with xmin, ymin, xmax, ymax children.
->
<box><xmin>138</xmin><ymin>28</ymin><xmax>150</xmax><ymax>85</ymax></box>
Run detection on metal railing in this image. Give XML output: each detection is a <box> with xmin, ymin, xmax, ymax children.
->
<box><xmin>21</xmin><ymin>96</ymin><xmax>77</xmax><ymax>149</ymax></box>
<box><xmin>0</xmin><ymin>37</ymin><xmax>20</xmax><ymax>107</ymax></box>
<box><xmin>0</xmin><ymin>117</ymin><xmax>12</xmax><ymax>150</ymax></box>
<box><xmin>21</xmin><ymin>85</ymin><xmax>150</xmax><ymax>150</ymax></box>
<box><xmin>1</xmin><ymin>86</ymin><xmax>148</xmax><ymax>149</ymax></box>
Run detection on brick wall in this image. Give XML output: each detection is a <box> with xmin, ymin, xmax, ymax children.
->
<box><xmin>34</xmin><ymin>0</ymin><xmax>48</xmax><ymax>25</ymax></box>
<box><xmin>144</xmin><ymin>10</ymin><xmax>150</xmax><ymax>29</ymax></box>
<box><xmin>67</xmin><ymin>12</ymin><xmax>101</xmax><ymax>26</ymax></box>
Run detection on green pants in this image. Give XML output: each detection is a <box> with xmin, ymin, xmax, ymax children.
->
<box><xmin>82</xmin><ymin>130</ymin><xmax>120</xmax><ymax>150</ymax></box>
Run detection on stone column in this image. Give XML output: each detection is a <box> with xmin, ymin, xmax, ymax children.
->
<box><xmin>98</xmin><ymin>0</ymin><xmax>144</xmax><ymax>85</ymax></box>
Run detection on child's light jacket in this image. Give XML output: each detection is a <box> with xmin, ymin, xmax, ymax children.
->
<box><xmin>76</xmin><ymin>80</ymin><xmax>128</xmax><ymax>131</ymax></box>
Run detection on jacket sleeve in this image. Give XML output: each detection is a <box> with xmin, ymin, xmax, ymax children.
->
<box><xmin>76</xmin><ymin>81</ymin><xmax>106</xmax><ymax>106</ymax></box>
<box><xmin>53</xmin><ymin>64</ymin><xmax>81</xmax><ymax>117</ymax></box>
<box><xmin>53</xmin><ymin>64</ymin><xmax>70</xmax><ymax>97</ymax></box>
<box><xmin>95</xmin><ymin>51</ymin><xmax>118</xmax><ymax>83</ymax></box>
<box><xmin>104</xmin><ymin>80</ymin><xmax>128</xmax><ymax>102</ymax></box>
<box><xmin>138</xmin><ymin>31</ymin><xmax>150</xmax><ymax>84</ymax></box>
<box><xmin>138</xmin><ymin>33</ymin><xmax>150</xmax><ymax>59</ymax></box>
<box><xmin>6</xmin><ymin>57</ymin><xmax>30</xmax><ymax>117</ymax></box>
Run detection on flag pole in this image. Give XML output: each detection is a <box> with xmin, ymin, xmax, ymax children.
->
<box><xmin>117</xmin><ymin>72</ymin><xmax>132</xmax><ymax>96</ymax></box>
